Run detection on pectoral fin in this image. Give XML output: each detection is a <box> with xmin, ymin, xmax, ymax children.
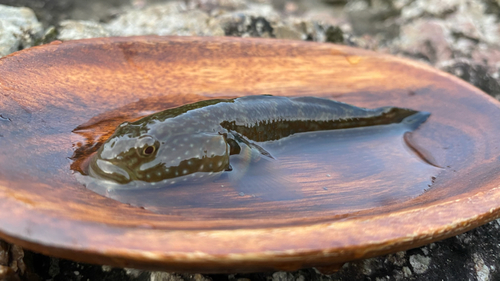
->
<box><xmin>229</xmin><ymin>131</ymin><xmax>275</xmax><ymax>160</ymax></box>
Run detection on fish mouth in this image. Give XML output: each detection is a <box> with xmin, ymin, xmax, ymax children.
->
<box><xmin>88</xmin><ymin>157</ymin><xmax>133</xmax><ymax>184</ymax></box>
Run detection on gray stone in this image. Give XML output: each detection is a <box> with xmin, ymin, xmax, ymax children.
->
<box><xmin>98</xmin><ymin>1</ymin><xmax>344</xmax><ymax>43</ymax></box>
<box><xmin>345</xmin><ymin>0</ymin><xmax>400</xmax><ymax>39</ymax></box>
<box><xmin>0</xmin><ymin>4</ymin><xmax>43</xmax><ymax>57</ymax></box>
<box><xmin>57</xmin><ymin>20</ymin><xmax>110</xmax><ymax>41</ymax></box>
<box><xmin>385</xmin><ymin>251</ymin><xmax>406</xmax><ymax>267</ymax></box>
<box><xmin>102</xmin><ymin>265</ymin><xmax>113</xmax><ymax>272</ymax></box>
<box><xmin>149</xmin><ymin>272</ymin><xmax>185</xmax><ymax>281</ymax></box>
<box><xmin>214</xmin><ymin>3</ymin><xmax>283</xmax><ymax>38</ymax></box>
<box><xmin>398</xmin><ymin>0</ymin><xmax>500</xmax><ymax>50</ymax></box>
<box><xmin>439</xmin><ymin>59</ymin><xmax>500</xmax><ymax>98</ymax></box>
<box><xmin>124</xmin><ymin>267</ymin><xmax>145</xmax><ymax>278</ymax></box>
<box><xmin>402</xmin><ymin>266</ymin><xmax>412</xmax><ymax>277</ymax></box>
<box><xmin>409</xmin><ymin>254</ymin><xmax>431</xmax><ymax>274</ymax></box>
<box><xmin>395</xmin><ymin>18</ymin><xmax>454</xmax><ymax>64</ymax></box>
<box><xmin>390</xmin><ymin>0</ymin><xmax>500</xmax><ymax>67</ymax></box>
<box><xmin>104</xmin><ymin>2</ymin><xmax>225</xmax><ymax>37</ymax></box>
<box><xmin>271</xmin><ymin>271</ymin><xmax>296</xmax><ymax>281</ymax></box>
<box><xmin>215</xmin><ymin>3</ymin><xmax>344</xmax><ymax>42</ymax></box>
<box><xmin>149</xmin><ymin>272</ymin><xmax>214</xmax><ymax>281</ymax></box>
<box><xmin>400</xmin><ymin>0</ymin><xmax>459</xmax><ymax>19</ymax></box>
<box><xmin>360</xmin><ymin>258</ymin><xmax>384</xmax><ymax>275</ymax></box>
<box><xmin>186</xmin><ymin>0</ymin><xmax>248</xmax><ymax>12</ymax></box>
<box><xmin>473</xmin><ymin>253</ymin><xmax>491</xmax><ymax>281</ymax></box>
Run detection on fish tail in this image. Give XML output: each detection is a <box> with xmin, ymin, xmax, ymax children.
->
<box><xmin>401</xmin><ymin>111</ymin><xmax>431</xmax><ymax>130</ymax></box>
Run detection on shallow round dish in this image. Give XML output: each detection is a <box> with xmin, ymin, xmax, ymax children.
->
<box><xmin>0</xmin><ymin>36</ymin><xmax>500</xmax><ymax>273</ymax></box>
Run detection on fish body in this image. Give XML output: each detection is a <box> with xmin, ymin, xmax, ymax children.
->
<box><xmin>89</xmin><ymin>96</ymin><xmax>429</xmax><ymax>188</ymax></box>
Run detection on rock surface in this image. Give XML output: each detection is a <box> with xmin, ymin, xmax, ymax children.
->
<box><xmin>0</xmin><ymin>4</ymin><xmax>43</xmax><ymax>57</ymax></box>
<box><xmin>0</xmin><ymin>240</ymin><xmax>26</xmax><ymax>281</ymax></box>
<box><xmin>1</xmin><ymin>0</ymin><xmax>500</xmax><ymax>280</ymax></box>
<box><xmin>104</xmin><ymin>2</ymin><xmax>225</xmax><ymax>37</ymax></box>
<box><xmin>57</xmin><ymin>20</ymin><xmax>110</xmax><ymax>41</ymax></box>
<box><xmin>55</xmin><ymin>1</ymin><xmax>344</xmax><ymax>43</ymax></box>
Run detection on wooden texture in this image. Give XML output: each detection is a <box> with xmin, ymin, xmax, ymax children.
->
<box><xmin>0</xmin><ymin>36</ymin><xmax>499</xmax><ymax>272</ymax></box>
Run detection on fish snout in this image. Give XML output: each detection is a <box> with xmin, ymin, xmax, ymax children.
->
<box><xmin>89</xmin><ymin>157</ymin><xmax>133</xmax><ymax>184</ymax></box>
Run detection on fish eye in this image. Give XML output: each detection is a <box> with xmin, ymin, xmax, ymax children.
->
<box><xmin>135</xmin><ymin>135</ymin><xmax>158</xmax><ymax>157</ymax></box>
<box><xmin>143</xmin><ymin>145</ymin><xmax>155</xmax><ymax>156</ymax></box>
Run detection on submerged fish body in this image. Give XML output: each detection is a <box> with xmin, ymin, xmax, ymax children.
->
<box><xmin>89</xmin><ymin>96</ymin><xmax>430</xmax><ymax>188</ymax></box>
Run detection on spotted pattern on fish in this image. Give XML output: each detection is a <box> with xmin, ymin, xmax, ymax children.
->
<box><xmin>88</xmin><ymin>96</ymin><xmax>429</xmax><ymax>186</ymax></box>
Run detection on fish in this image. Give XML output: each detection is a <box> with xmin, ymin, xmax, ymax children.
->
<box><xmin>88</xmin><ymin>95</ymin><xmax>430</xmax><ymax>189</ymax></box>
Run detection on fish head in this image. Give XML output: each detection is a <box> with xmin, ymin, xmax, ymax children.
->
<box><xmin>89</xmin><ymin>125</ymin><xmax>230</xmax><ymax>184</ymax></box>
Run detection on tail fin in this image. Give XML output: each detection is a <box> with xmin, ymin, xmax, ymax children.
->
<box><xmin>401</xmin><ymin>111</ymin><xmax>431</xmax><ymax>130</ymax></box>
